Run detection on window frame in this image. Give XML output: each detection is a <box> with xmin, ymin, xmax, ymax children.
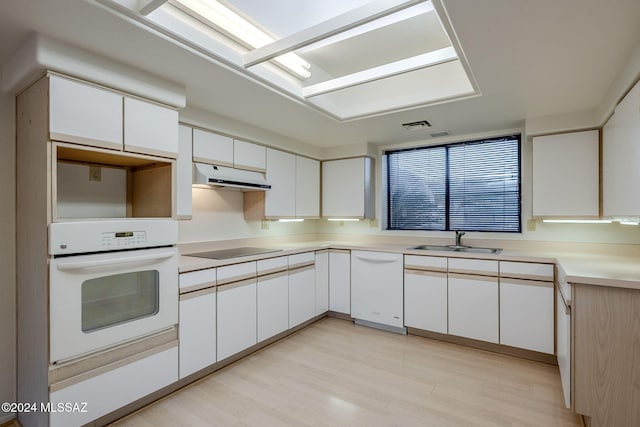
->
<box><xmin>384</xmin><ymin>134</ymin><xmax>522</xmax><ymax>233</ymax></box>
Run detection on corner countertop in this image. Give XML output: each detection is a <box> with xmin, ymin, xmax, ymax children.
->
<box><xmin>178</xmin><ymin>238</ymin><xmax>640</xmax><ymax>291</ymax></box>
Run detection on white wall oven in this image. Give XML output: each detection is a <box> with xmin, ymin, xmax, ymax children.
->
<box><xmin>49</xmin><ymin>220</ymin><xmax>179</xmax><ymax>364</ymax></box>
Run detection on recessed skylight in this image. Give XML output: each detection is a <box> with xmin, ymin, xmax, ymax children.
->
<box><xmin>104</xmin><ymin>0</ymin><xmax>480</xmax><ymax>121</ymax></box>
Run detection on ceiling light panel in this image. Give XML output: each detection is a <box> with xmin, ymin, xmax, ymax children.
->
<box><xmin>170</xmin><ymin>0</ymin><xmax>312</xmax><ymax>79</ymax></box>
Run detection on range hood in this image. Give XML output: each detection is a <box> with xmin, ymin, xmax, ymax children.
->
<box><xmin>193</xmin><ymin>162</ymin><xmax>271</xmax><ymax>191</ymax></box>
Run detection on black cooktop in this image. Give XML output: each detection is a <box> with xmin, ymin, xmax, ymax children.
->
<box><xmin>188</xmin><ymin>247</ymin><xmax>282</xmax><ymax>260</ymax></box>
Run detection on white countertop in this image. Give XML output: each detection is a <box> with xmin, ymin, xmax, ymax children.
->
<box><xmin>178</xmin><ymin>239</ymin><xmax>640</xmax><ymax>291</ymax></box>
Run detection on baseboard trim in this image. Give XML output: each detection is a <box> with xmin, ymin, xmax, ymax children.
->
<box><xmin>407</xmin><ymin>327</ymin><xmax>558</xmax><ymax>365</ymax></box>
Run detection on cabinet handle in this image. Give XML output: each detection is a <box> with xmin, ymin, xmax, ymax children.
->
<box><xmin>56</xmin><ymin>250</ymin><xmax>175</xmax><ymax>271</ymax></box>
<box><xmin>354</xmin><ymin>255</ymin><xmax>399</xmax><ymax>264</ymax></box>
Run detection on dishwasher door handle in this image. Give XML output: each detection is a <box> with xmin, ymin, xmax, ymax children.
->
<box><xmin>354</xmin><ymin>255</ymin><xmax>400</xmax><ymax>264</ymax></box>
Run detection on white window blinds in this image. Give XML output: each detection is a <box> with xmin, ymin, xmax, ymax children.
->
<box><xmin>386</xmin><ymin>135</ymin><xmax>521</xmax><ymax>232</ymax></box>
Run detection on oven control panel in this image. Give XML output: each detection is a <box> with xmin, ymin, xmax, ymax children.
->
<box><xmin>49</xmin><ymin>220</ymin><xmax>177</xmax><ymax>255</ymax></box>
<box><xmin>100</xmin><ymin>231</ymin><xmax>147</xmax><ymax>249</ymax></box>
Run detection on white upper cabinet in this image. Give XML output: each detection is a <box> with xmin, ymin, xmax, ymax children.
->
<box><xmin>124</xmin><ymin>97</ymin><xmax>178</xmax><ymax>158</ymax></box>
<box><xmin>49</xmin><ymin>75</ymin><xmax>123</xmax><ymax>150</ymax></box>
<box><xmin>532</xmin><ymin>130</ymin><xmax>599</xmax><ymax>217</ymax></box>
<box><xmin>48</xmin><ymin>74</ymin><xmax>178</xmax><ymax>158</ymax></box>
<box><xmin>192</xmin><ymin>129</ymin><xmax>234</xmax><ymax>166</ymax></box>
<box><xmin>265</xmin><ymin>148</ymin><xmax>296</xmax><ymax>217</ymax></box>
<box><xmin>234</xmin><ymin>140</ymin><xmax>266</xmax><ymax>172</ymax></box>
<box><xmin>192</xmin><ymin>129</ymin><xmax>266</xmax><ymax>173</ymax></box>
<box><xmin>603</xmin><ymin>80</ymin><xmax>640</xmax><ymax>217</ymax></box>
<box><xmin>176</xmin><ymin>125</ymin><xmax>193</xmax><ymax>219</ymax></box>
<box><xmin>295</xmin><ymin>156</ymin><xmax>320</xmax><ymax>218</ymax></box>
<box><xmin>322</xmin><ymin>157</ymin><xmax>374</xmax><ymax>218</ymax></box>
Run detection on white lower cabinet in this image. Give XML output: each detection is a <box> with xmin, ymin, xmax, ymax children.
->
<box><xmin>448</xmin><ymin>273</ymin><xmax>499</xmax><ymax>343</ymax></box>
<box><xmin>288</xmin><ymin>252</ymin><xmax>316</xmax><ymax>328</ymax></box>
<box><xmin>500</xmin><ymin>279</ymin><xmax>554</xmax><ymax>354</ymax></box>
<box><xmin>217</xmin><ymin>279</ymin><xmax>257</xmax><ymax>361</ymax></box>
<box><xmin>49</xmin><ymin>346</ymin><xmax>178</xmax><ymax>427</ymax></box>
<box><xmin>329</xmin><ymin>250</ymin><xmax>350</xmax><ymax>314</ymax></box>
<box><xmin>257</xmin><ymin>271</ymin><xmax>289</xmax><ymax>342</ymax></box>
<box><xmin>179</xmin><ymin>288</ymin><xmax>216</xmax><ymax>379</ymax></box>
<box><xmin>404</xmin><ymin>270</ymin><xmax>448</xmax><ymax>334</ymax></box>
<box><xmin>315</xmin><ymin>250</ymin><xmax>329</xmax><ymax>315</ymax></box>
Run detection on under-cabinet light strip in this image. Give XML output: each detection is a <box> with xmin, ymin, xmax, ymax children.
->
<box><xmin>277</xmin><ymin>218</ymin><xmax>304</xmax><ymax>223</ymax></box>
<box><xmin>542</xmin><ymin>219</ymin><xmax>613</xmax><ymax>224</ymax></box>
<box><xmin>327</xmin><ymin>218</ymin><xmax>360</xmax><ymax>222</ymax></box>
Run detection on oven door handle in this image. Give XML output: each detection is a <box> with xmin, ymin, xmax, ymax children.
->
<box><xmin>56</xmin><ymin>250</ymin><xmax>176</xmax><ymax>271</ymax></box>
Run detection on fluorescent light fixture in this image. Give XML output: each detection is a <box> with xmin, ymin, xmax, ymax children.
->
<box><xmin>542</xmin><ymin>219</ymin><xmax>613</xmax><ymax>224</ymax></box>
<box><xmin>619</xmin><ymin>221</ymin><xmax>639</xmax><ymax>226</ymax></box>
<box><xmin>277</xmin><ymin>218</ymin><xmax>304</xmax><ymax>223</ymax></box>
<box><xmin>171</xmin><ymin>0</ymin><xmax>311</xmax><ymax>79</ymax></box>
<box><xmin>302</xmin><ymin>47</ymin><xmax>457</xmax><ymax>98</ymax></box>
<box><xmin>327</xmin><ymin>218</ymin><xmax>360</xmax><ymax>222</ymax></box>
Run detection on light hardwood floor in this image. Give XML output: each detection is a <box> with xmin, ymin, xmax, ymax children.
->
<box><xmin>110</xmin><ymin>318</ymin><xmax>581</xmax><ymax>427</ymax></box>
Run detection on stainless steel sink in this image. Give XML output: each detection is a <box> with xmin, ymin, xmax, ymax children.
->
<box><xmin>409</xmin><ymin>244</ymin><xmax>502</xmax><ymax>254</ymax></box>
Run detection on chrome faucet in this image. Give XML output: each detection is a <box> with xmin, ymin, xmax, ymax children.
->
<box><xmin>455</xmin><ymin>230</ymin><xmax>466</xmax><ymax>247</ymax></box>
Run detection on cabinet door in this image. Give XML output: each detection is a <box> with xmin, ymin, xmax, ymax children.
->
<box><xmin>234</xmin><ymin>140</ymin><xmax>266</xmax><ymax>172</ymax></box>
<box><xmin>295</xmin><ymin>156</ymin><xmax>320</xmax><ymax>217</ymax></box>
<box><xmin>265</xmin><ymin>148</ymin><xmax>296</xmax><ymax>218</ymax></box>
<box><xmin>289</xmin><ymin>266</ymin><xmax>316</xmax><ymax>327</ymax></box>
<box><xmin>257</xmin><ymin>271</ymin><xmax>289</xmax><ymax>342</ymax></box>
<box><xmin>179</xmin><ymin>289</ymin><xmax>216</xmax><ymax>379</ymax></box>
<box><xmin>177</xmin><ymin>125</ymin><xmax>193</xmax><ymax>219</ymax></box>
<box><xmin>603</xmin><ymin>80</ymin><xmax>640</xmax><ymax>216</ymax></box>
<box><xmin>49</xmin><ymin>346</ymin><xmax>177</xmax><ymax>427</ymax></box>
<box><xmin>500</xmin><ymin>279</ymin><xmax>554</xmax><ymax>353</ymax></box>
<box><xmin>329</xmin><ymin>251</ymin><xmax>350</xmax><ymax>314</ymax></box>
<box><xmin>217</xmin><ymin>279</ymin><xmax>257</xmax><ymax>361</ymax></box>
<box><xmin>448</xmin><ymin>274</ymin><xmax>499</xmax><ymax>343</ymax></box>
<box><xmin>193</xmin><ymin>129</ymin><xmax>234</xmax><ymax>167</ymax></box>
<box><xmin>124</xmin><ymin>97</ymin><xmax>178</xmax><ymax>158</ymax></box>
<box><xmin>322</xmin><ymin>157</ymin><xmax>373</xmax><ymax>218</ymax></box>
<box><xmin>49</xmin><ymin>75</ymin><xmax>123</xmax><ymax>150</ymax></box>
<box><xmin>315</xmin><ymin>251</ymin><xmax>329</xmax><ymax>315</ymax></box>
<box><xmin>404</xmin><ymin>270</ymin><xmax>448</xmax><ymax>334</ymax></box>
<box><xmin>532</xmin><ymin>130</ymin><xmax>599</xmax><ymax>217</ymax></box>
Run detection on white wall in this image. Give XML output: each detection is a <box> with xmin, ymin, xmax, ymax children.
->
<box><xmin>0</xmin><ymin>90</ymin><xmax>16</xmax><ymax>421</ymax></box>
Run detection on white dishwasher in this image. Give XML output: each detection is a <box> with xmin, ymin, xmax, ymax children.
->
<box><xmin>351</xmin><ymin>250</ymin><xmax>405</xmax><ymax>333</ymax></box>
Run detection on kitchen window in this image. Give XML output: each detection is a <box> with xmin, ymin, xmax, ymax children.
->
<box><xmin>385</xmin><ymin>135</ymin><xmax>521</xmax><ymax>232</ymax></box>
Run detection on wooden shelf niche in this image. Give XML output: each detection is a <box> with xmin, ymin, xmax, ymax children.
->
<box><xmin>53</xmin><ymin>142</ymin><xmax>174</xmax><ymax>220</ymax></box>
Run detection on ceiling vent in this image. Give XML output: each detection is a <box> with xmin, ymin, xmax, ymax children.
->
<box><xmin>430</xmin><ymin>131</ymin><xmax>450</xmax><ymax>138</ymax></box>
<box><xmin>402</xmin><ymin>120</ymin><xmax>432</xmax><ymax>130</ymax></box>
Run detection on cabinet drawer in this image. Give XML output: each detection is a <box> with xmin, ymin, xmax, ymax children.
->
<box><xmin>179</xmin><ymin>268</ymin><xmax>216</xmax><ymax>293</ymax></box>
<box><xmin>448</xmin><ymin>258</ymin><xmax>498</xmax><ymax>276</ymax></box>
<box><xmin>217</xmin><ymin>261</ymin><xmax>257</xmax><ymax>285</ymax></box>
<box><xmin>500</xmin><ymin>261</ymin><xmax>553</xmax><ymax>281</ymax></box>
<box><xmin>404</xmin><ymin>255</ymin><xmax>447</xmax><ymax>272</ymax></box>
<box><xmin>288</xmin><ymin>252</ymin><xmax>315</xmax><ymax>269</ymax></box>
<box><xmin>257</xmin><ymin>256</ymin><xmax>288</xmax><ymax>275</ymax></box>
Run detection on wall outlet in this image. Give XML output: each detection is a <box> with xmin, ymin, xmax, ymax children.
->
<box><xmin>261</xmin><ymin>219</ymin><xmax>270</xmax><ymax>230</ymax></box>
<box><xmin>527</xmin><ymin>219</ymin><xmax>537</xmax><ymax>231</ymax></box>
<box><xmin>369</xmin><ymin>218</ymin><xmax>379</xmax><ymax>228</ymax></box>
<box><xmin>89</xmin><ymin>166</ymin><xmax>101</xmax><ymax>182</ymax></box>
